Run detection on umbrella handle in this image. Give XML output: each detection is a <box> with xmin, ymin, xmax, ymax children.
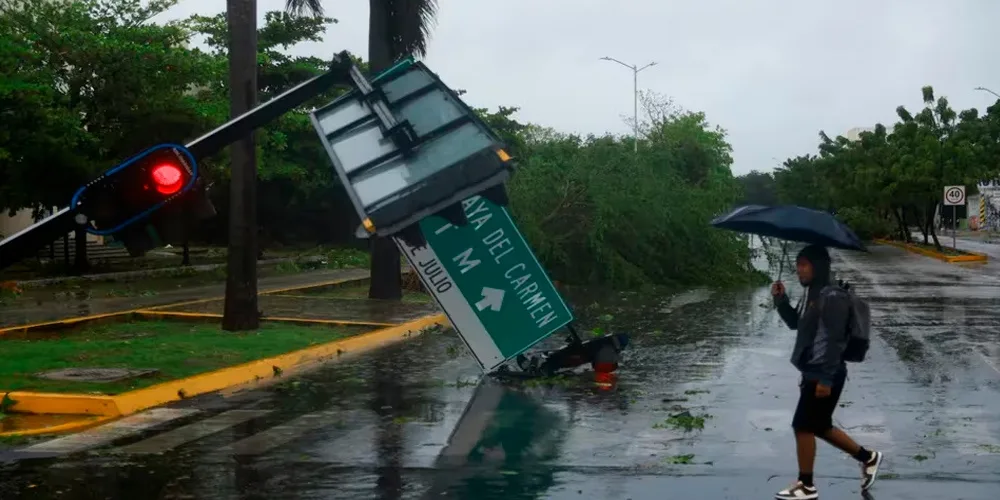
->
<box><xmin>777</xmin><ymin>241</ymin><xmax>789</xmax><ymax>281</ymax></box>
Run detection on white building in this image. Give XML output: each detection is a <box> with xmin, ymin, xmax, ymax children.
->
<box><xmin>976</xmin><ymin>180</ymin><xmax>1000</xmax><ymax>231</ymax></box>
<box><xmin>844</xmin><ymin>127</ymin><xmax>875</xmax><ymax>142</ymax></box>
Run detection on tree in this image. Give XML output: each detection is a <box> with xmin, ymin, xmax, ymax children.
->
<box><xmin>890</xmin><ymin>86</ymin><xmax>979</xmax><ymax>248</ymax></box>
<box><xmin>284</xmin><ymin>0</ymin><xmax>441</xmax><ymax>301</ymax></box>
<box><xmin>505</xmin><ymin>98</ymin><xmax>760</xmax><ymax>288</ymax></box>
<box><xmin>186</xmin><ymin>10</ymin><xmax>355</xmax><ymax>248</ymax></box>
<box><xmin>221</xmin><ymin>0</ymin><xmax>325</xmax><ymax>331</ymax></box>
<box><xmin>773</xmin><ymin>85</ymin><xmax>1000</xmax><ymax>248</ymax></box>
<box><xmin>737</xmin><ymin>171</ymin><xmax>778</xmax><ymax>206</ymax></box>
<box><xmin>0</xmin><ymin>0</ymin><xmax>215</xmax><ymax>270</ymax></box>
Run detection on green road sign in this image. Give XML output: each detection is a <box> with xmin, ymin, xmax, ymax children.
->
<box><xmin>394</xmin><ymin>195</ymin><xmax>574</xmax><ymax>371</ymax></box>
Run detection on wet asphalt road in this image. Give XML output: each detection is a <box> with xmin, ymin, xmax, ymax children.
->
<box><xmin>1</xmin><ymin>244</ymin><xmax>999</xmax><ymax>499</ymax></box>
<box><xmin>955</xmin><ymin>236</ymin><xmax>1000</xmax><ymax>263</ymax></box>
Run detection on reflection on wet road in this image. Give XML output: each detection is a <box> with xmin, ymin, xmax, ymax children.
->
<box><xmin>1</xmin><ymin>244</ymin><xmax>999</xmax><ymax>499</ymax></box>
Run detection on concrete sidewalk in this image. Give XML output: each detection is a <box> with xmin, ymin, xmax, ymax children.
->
<box><xmin>954</xmin><ymin>236</ymin><xmax>1000</xmax><ymax>260</ymax></box>
<box><xmin>0</xmin><ymin>268</ymin><xmax>369</xmax><ymax>329</ymax></box>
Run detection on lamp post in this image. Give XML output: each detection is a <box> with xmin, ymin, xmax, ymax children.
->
<box><xmin>975</xmin><ymin>86</ymin><xmax>1000</xmax><ymax>99</ymax></box>
<box><xmin>600</xmin><ymin>56</ymin><xmax>656</xmax><ymax>153</ymax></box>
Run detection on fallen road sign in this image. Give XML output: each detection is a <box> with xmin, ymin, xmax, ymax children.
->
<box><xmin>395</xmin><ymin>194</ymin><xmax>574</xmax><ymax>371</ymax></box>
<box><xmin>311</xmin><ymin>58</ymin><xmax>512</xmax><ymax>243</ymax></box>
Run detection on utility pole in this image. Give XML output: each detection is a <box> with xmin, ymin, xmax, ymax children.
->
<box><xmin>600</xmin><ymin>56</ymin><xmax>656</xmax><ymax>154</ymax></box>
<box><xmin>975</xmin><ymin>86</ymin><xmax>1000</xmax><ymax>99</ymax></box>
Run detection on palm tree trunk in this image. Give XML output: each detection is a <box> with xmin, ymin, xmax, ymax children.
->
<box><xmin>222</xmin><ymin>0</ymin><xmax>260</xmax><ymax>330</ymax></box>
<box><xmin>367</xmin><ymin>0</ymin><xmax>402</xmax><ymax>300</ymax></box>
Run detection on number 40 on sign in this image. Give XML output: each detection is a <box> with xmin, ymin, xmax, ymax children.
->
<box><xmin>944</xmin><ymin>185</ymin><xmax>966</xmax><ymax>206</ymax></box>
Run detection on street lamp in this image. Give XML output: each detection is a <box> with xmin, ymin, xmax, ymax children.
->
<box><xmin>600</xmin><ymin>56</ymin><xmax>656</xmax><ymax>153</ymax></box>
<box><xmin>975</xmin><ymin>86</ymin><xmax>1000</xmax><ymax>100</ymax></box>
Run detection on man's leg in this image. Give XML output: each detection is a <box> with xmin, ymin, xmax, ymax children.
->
<box><xmin>795</xmin><ymin>430</ymin><xmax>816</xmax><ymax>484</ymax></box>
<box><xmin>815</xmin><ymin>374</ymin><xmax>883</xmax><ymax>491</ymax></box>
<box><xmin>820</xmin><ymin>427</ymin><xmax>861</xmax><ymax>455</ymax></box>
<box><xmin>777</xmin><ymin>383</ymin><xmax>821</xmax><ymax>499</ymax></box>
<box><xmin>815</xmin><ymin>375</ymin><xmax>875</xmax><ymax>463</ymax></box>
<box><xmin>790</xmin><ymin>382</ymin><xmax>820</xmax><ymax>487</ymax></box>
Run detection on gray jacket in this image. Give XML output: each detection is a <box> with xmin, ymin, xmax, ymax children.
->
<box><xmin>775</xmin><ymin>286</ymin><xmax>851</xmax><ymax>386</ymax></box>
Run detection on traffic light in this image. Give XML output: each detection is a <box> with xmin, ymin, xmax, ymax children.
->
<box><xmin>71</xmin><ymin>143</ymin><xmax>198</xmax><ymax>235</ymax></box>
<box><xmin>70</xmin><ymin>143</ymin><xmax>213</xmax><ymax>256</ymax></box>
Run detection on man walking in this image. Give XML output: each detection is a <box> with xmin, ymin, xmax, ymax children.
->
<box><xmin>771</xmin><ymin>245</ymin><xmax>883</xmax><ymax>499</ymax></box>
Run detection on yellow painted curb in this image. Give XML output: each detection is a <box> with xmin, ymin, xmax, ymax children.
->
<box><xmin>5</xmin><ymin>313</ymin><xmax>449</xmax><ymax>418</ymax></box>
<box><xmin>3</xmin><ymin>392</ymin><xmax>118</xmax><ymax>416</ymax></box>
<box><xmin>0</xmin><ymin>415</ymin><xmax>112</xmax><ymax>438</ymax></box>
<box><xmin>875</xmin><ymin>239</ymin><xmax>988</xmax><ymax>263</ymax></box>
<box><xmin>0</xmin><ymin>311</ymin><xmax>136</xmax><ymax>336</ymax></box>
<box><xmin>256</xmin><ymin>315</ymin><xmax>396</xmax><ymax>328</ymax></box>
<box><xmin>138</xmin><ymin>296</ymin><xmax>218</xmax><ymax>312</ymax></box>
<box><xmin>257</xmin><ymin>275</ymin><xmax>372</xmax><ymax>296</ymax></box>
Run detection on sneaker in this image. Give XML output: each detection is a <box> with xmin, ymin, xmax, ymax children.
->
<box><xmin>861</xmin><ymin>451</ymin><xmax>884</xmax><ymax>490</ymax></box>
<box><xmin>775</xmin><ymin>481</ymin><xmax>818</xmax><ymax>500</ymax></box>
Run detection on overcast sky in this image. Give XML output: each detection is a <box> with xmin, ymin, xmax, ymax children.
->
<box><xmin>158</xmin><ymin>0</ymin><xmax>1000</xmax><ymax>175</ymax></box>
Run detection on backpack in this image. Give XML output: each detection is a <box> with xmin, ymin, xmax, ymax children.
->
<box><xmin>822</xmin><ymin>281</ymin><xmax>871</xmax><ymax>363</ymax></box>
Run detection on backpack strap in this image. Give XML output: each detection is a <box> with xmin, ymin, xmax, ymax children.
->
<box><xmin>818</xmin><ymin>284</ymin><xmax>854</xmax><ymax>337</ymax></box>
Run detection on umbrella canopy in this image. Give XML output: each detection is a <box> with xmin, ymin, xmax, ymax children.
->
<box><xmin>711</xmin><ymin>204</ymin><xmax>866</xmax><ymax>251</ymax></box>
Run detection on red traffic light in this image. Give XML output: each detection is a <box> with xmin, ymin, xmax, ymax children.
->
<box><xmin>151</xmin><ymin>163</ymin><xmax>184</xmax><ymax>195</ymax></box>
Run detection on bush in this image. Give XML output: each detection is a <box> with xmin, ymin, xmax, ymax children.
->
<box><xmin>507</xmin><ymin>111</ymin><xmax>760</xmax><ymax>289</ymax></box>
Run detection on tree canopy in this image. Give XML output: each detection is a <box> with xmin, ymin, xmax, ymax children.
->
<box><xmin>0</xmin><ymin>0</ymin><xmax>216</xmax><ymax>216</ymax></box>
<box><xmin>748</xmin><ymin>86</ymin><xmax>1000</xmax><ymax>248</ymax></box>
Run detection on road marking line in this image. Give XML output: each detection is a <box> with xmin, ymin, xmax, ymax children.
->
<box><xmin>114</xmin><ymin>409</ymin><xmax>272</xmax><ymax>454</ymax></box>
<box><xmin>0</xmin><ymin>311</ymin><xmax>133</xmax><ymax>336</ymax></box>
<box><xmin>20</xmin><ymin>408</ymin><xmax>200</xmax><ymax>455</ymax></box>
<box><xmin>980</xmin><ymin>353</ymin><xmax>1000</xmax><ymax>376</ymax></box>
<box><xmin>216</xmin><ymin>410</ymin><xmax>348</xmax><ymax>456</ymax></box>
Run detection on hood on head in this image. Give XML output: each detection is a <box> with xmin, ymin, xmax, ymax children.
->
<box><xmin>796</xmin><ymin>244</ymin><xmax>831</xmax><ymax>289</ymax></box>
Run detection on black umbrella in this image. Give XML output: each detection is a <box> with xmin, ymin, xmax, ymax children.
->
<box><xmin>711</xmin><ymin>204</ymin><xmax>866</xmax><ymax>279</ymax></box>
<box><xmin>711</xmin><ymin>204</ymin><xmax>866</xmax><ymax>251</ymax></box>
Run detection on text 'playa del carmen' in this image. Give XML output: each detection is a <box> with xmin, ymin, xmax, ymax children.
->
<box><xmin>421</xmin><ymin>195</ymin><xmax>560</xmax><ymax>330</ymax></box>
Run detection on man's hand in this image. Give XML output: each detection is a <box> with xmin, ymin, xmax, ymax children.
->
<box><xmin>771</xmin><ymin>281</ymin><xmax>786</xmax><ymax>298</ymax></box>
<box><xmin>815</xmin><ymin>383</ymin><xmax>832</xmax><ymax>398</ymax></box>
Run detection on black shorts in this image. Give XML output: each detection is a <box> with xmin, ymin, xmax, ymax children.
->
<box><xmin>791</xmin><ymin>371</ymin><xmax>847</xmax><ymax>434</ymax></box>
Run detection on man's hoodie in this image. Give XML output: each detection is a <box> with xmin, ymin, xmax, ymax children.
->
<box><xmin>774</xmin><ymin>245</ymin><xmax>851</xmax><ymax>386</ymax></box>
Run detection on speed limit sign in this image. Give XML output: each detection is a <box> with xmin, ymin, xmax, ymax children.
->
<box><xmin>944</xmin><ymin>185</ymin><xmax>966</xmax><ymax>206</ymax></box>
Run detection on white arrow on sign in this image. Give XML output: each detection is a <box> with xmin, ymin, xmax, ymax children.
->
<box><xmin>475</xmin><ymin>287</ymin><xmax>505</xmax><ymax>312</ymax></box>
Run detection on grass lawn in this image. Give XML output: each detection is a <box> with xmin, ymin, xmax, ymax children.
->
<box><xmin>0</xmin><ymin>320</ymin><xmax>369</xmax><ymax>395</ymax></box>
<box><xmin>295</xmin><ymin>282</ymin><xmax>433</xmax><ymax>304</ymax></box>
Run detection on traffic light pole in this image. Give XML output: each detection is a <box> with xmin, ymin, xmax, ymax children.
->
<box><xmin>0</xmin><ymin>52</ymin><xmax>357</xmax><ymax>270</ymax></box>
